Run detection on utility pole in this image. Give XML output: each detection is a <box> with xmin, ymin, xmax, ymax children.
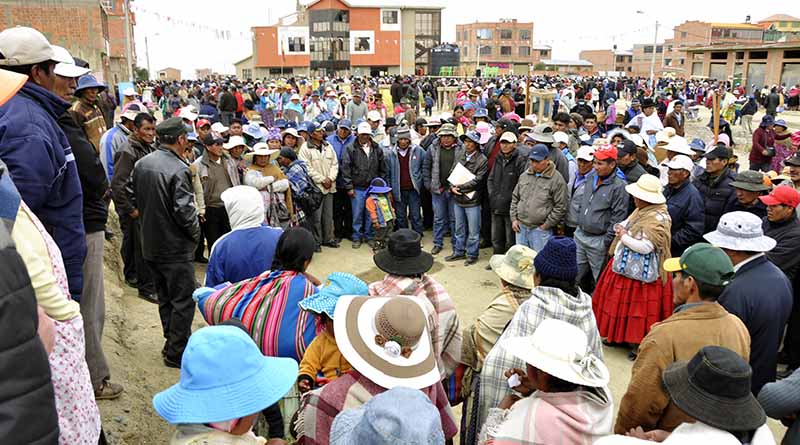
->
<box><xmin>475</xmin><ymin>34</ymin><xmax>481</xmax><ymax>77</ymax></box>
<box><xmin>649</xmin><ymin>21</ymin><xmax>659</xmax><ymax>89</ymax></box>
<box><xmin>145</xmin><ymin>36</ymin><xmax>151</xmax><ymax>81</ymax></box>
<box><xmin>123</xmin><ymin>0</ymin><xmax>134</xmax><ymax>82</ymax></box>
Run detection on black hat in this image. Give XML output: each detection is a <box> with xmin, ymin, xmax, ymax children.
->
<box><xmin>703</xmin><ymin>144</ymin><xmax>731</xmax><ymax>160</ymax></box>
<box><xmin>414</xmin><ymin>117</ymin><xmax>428</xmax><ymax>128</ymax></box>
<box><xmin>279</xmin><ymin>146</ymin><xmax>297</xmax><ymax>161</ymax></box>
<box><xmin>618</xmin><ymin>139</ymin><xmax>638</xmax><ymax>156</ymax></box>
<box><xmin>785</xmin><ymin>153</ymin><xmax>800</xmax><ymax>167</ymax></box>
<box><xmin>385</xmin><ymin>117</ymin><xmax>397</xmax><ymax>129</ymax></box>
<box><xmin>373</xmin><ymin>229</ymin><xmax>434</xmax><ymax>276</ymax></box>
<box><xmin>663</xmin><ymin>346</ymin><xmax>766</xmax><ymax>432</ymax></box>
<box><xmin>641</xmin><ymin>98</ymin><xmax>656</xmax><ymax>109</ymax></box>
<box><xmin>156</xmin><ymin>117</ymin><xmax>188</xmax><ymax>138</ymax></box>
<box><xmin>201</xmin><ymin>133</ymin><xmax>224</xmax><ymax>146</ymax></box>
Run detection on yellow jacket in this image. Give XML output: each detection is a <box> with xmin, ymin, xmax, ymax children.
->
<box><xmin>298</xmin><ymin>331</ymin><xmax>352</xmax><ymax>382</ymax></box>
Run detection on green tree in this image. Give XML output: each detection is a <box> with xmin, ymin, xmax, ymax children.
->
<box><xmin>134</xmin><ymin>67</ymin><xmax>149</xmax><ymax>82</ymax></box>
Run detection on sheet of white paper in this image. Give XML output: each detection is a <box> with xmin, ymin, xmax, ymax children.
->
<box><xmin>507</xmin><ymin>373</ymin><xmax>521</xmax><ymax>388</ymax></box>
<box><xmin>447</xmin><ymin>162</ymin><xmax>476</xmax><ymax>199</ymax></box>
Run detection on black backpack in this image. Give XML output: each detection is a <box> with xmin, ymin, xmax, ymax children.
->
<box><xmin>296</xmin><ymin>164</ymin><xmax>324</xmax><ymax>213</ymax></box>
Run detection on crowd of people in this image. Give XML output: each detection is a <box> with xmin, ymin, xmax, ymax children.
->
<box><xmin>4</xmin><ymin>24</ymin><xmax>800</xmax><ymax>445</ymax></box>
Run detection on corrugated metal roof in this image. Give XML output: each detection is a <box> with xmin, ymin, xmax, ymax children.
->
<box><xmin>683</xmin><ymin>41</ymin><xmax>800</xmax><ymax>51</ymax></box>
<box><xmin>709</xmin><ymin>23</ymin><xmax>763</xmax><ymax>30</ymax></box>
<box><xmin>541</xmin><ymin>59</ymin><xmax>593</xmax><ymax>67</ymax></box>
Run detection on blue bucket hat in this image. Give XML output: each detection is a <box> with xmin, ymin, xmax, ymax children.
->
<box><xmin>367</xmin><ymin>177</ymin><xmax>392</xmax><ymax>194</ymax></box>
<box><xmin>460</xmin><ymin>130</ymin><xmax>482</xmax><ymax>145</ymax></box>
<box><xmin>74</xmin><ymin>74</ymin><xmax>107</xmax><ymax>94</ymax></box>
<box><xmin>274</xmin><ymin>118</ymin><xmax>288</xmax><ymax>129</ymax></box>
<box><xmin>299</xmin><ymin>272</ymin><xmax>368</xmax><ymax>317</ymax></box>
<box><xmin>774</xmin><ymin>119</ymin><xmax>788</xmax><ymax>129</ymax></box>
<box><xmin>152</xmin><ymin>325</ymin><xmax>298</xmax><ymax>424</ymax></box>
<box><xmin>244</xmin><ymin>122</ymin><xmax>266</xmax><ymax>140</ymax></box>
<box><xmin>689</xmin><ymin>137</ymin><xmax>706</xmax><ymax>153</ymax></box>
<box><xmin>330</xmin><ymin>387</ymin><xmax>445</xmax><ymax>445</ymax></box>
<box><xmin>474</xmin><ymin>108</ymin><xmax>489</xmax><ymax>118</ymax></box>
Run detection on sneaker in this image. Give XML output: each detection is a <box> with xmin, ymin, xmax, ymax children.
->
<box><xmin>137</xmin><ymin>292</ymin><xmax>158</xmax><ymax>304</ymax></box>
<box><xmin>323</xmin><ymin>240</ymin><xmax>340</xmax><ymax>248</ymax></box>
<box><xmin>94</xmin><ymin>380</ymin><xmax>124</xmax><ymax>400</ymax></box>
<box><xmin>352</xmin><ymin>240</ymin><xmax>362</xmax><ymax>249</ymax></box>
<box><xmin>431</xmin><ymin>246</ymin><xmax>443</xmax><ymax>255</ymax></box>
<box><xmin>465</xmin><ymin>257</ymin><xmax>478</xmax><ymax>266</ymax></box>
<box><xmin>445</xmin><ymin>253</ymin><xmax>466</xmax><ymax>262</ymax></box>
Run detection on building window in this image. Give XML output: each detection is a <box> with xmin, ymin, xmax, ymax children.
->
<box><xmin>711</xmin><ymin>52</ymin><xmax>727</xmax><ymax>60</ymax></box>
<box><xmin>681</xmin><ymin>31</ymin><xmax>687</xmax><ymax>38</ymax></box>
<box><xmin>456</xmin><ymin>31</ymin><xmax>461</xmax><ymax>41</ymax></box>
<box><xmin>519</xmin><ymin>46</ymin><xmax>530</xmax><ymax>56</ymax></box>
<box><xmin>500</xmin><ymin>46</ymin><xmax>512</xmax><ymax>55</ymax></box>
<box><xmin>242</xmin><ymin>68</ymin><xmax>252</xmax><ymax>79</ymax></box>
<box><xmin>784</xmin><ymin>50</ymin><xmax>800</xmax><ymax>59</ymax></box>
<box><xmin>540</xmin><ymin>49</ymin><xmax>550</xmax><ymax>58</ymax></box>
<box><xmin>500</xmin><ymin>29</ymin><xmax>513</xmax><ymax>39</ymax></box>
<box><xmin>679</xmin><ymin>58</ymin><xmax>685</xmax><ymax>65</ymax></box>
<box><xmin>479</xmin><ymin>46</ymin><xmax>492</xmax><ymax>55</ymax></box>
<box><xmin>691</xmin><ymin>62</ymin><xmax>703</xmax><ymax>76</ymax></box>
<box><xmin>463</xmin><ymin>46</ymin><xmax>468</xmax><ymax>57</ymax></box>
<box><xmin>520</xmin><ymin>29</ymin><xmax>531</xmax><ymax>40</ymax></box>
<box><xmin>288</xmin><ymin>37</ymin><xmax>306</xmax><ymax>53</ymax></box>
<box><xmin>665</xmin><ymin>58</ymin><xmax>672</xmax><ymax>66</ymax></box>
<box><xmin>382</xmin><ymin>10</ymin><xmax>399</xmax><ymax>25</ymax></box>
<box><xmin>415</xmin><ymin>11</ymin><xmax>440</xmax><ymax>37</ymax></box>
<box><xmin>749</xmin><ymin>51</ymin><xmax>768</xmax><ymax>59</ymax></box>
<box><xmin>312</xmin><ymin>22</ymin><xmax>330</xmax><ymax>32</ymax></box>
<box><xmin>628</xmin><ymin>66</ymin><xmax>632</xmax><ymax>72</ymax></box>
<box><xmin>476</xmin><ymin>28</ymin><xmax>492</xmax><ymax>40</ymax></box>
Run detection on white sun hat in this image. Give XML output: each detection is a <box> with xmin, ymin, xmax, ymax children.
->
<box><xmin>666</xmin><ymin>154</ymin><xmax>694</xmax><ymax>173</ymax></box>
<box><xmin>502</xmin><ymin>319</ymin><xmax>609</xmax><ymax>387</ymax></box>
<box><xmin>51</xmin><ymin>45</ymin><xmax>90</xmax><ymax>78</ymax></box>
<box><xmin>222</xmin><ymin>135</ymin><xmax>247</xmax><ymax>150</ymax></box>
<box><xmin>663</xmin><ymin>136</ymin><xmax>694</xmax><ymax>156</ymax></box>
<box><xmin>703</xmin><ymin>211</ymin><xmax>776</xmax><ymax>253</ymax></box>
<box><xmin>210</xmin><ymin>122</ymin><xmax>229</xmax><ymax>134</ymax></box>
<box><xmin>334</xmin><ymin>295</ymin><xmax>440</xmax><ymax>390</ymax></box>
<box><xmin>625</xmin><ymin>173</ymin><xmax>666</xmax><ymax>204</ymax></box>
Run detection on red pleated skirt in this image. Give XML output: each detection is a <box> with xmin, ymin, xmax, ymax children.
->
<box><xmin>592</xmin><ymin>258</ymin><xmax>674</xmax><ymax>345</ymax></box>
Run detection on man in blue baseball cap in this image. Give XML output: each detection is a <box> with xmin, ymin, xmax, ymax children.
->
<box><xmin>299</xmin><ymin>119</ymin><xmax>339</xmax><ymax>251</ymax></box>
<box><xmin>509</xmin><ymin>144</ymin><xmax>568</xmax><ymax>252</ymax></box>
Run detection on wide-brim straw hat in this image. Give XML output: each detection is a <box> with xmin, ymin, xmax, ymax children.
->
<box><xmin>243</xmin><ymin>143</ymin><xmax>279</xmax><ymax>162</ymax></box>
<box><xmin>334</xmin><ymin>295</ymin><xmax>439</xmax><ymax>390</ymax></box>
<box><xmin>625</xmin><ymin>174</ymin><xmax>666</xmax><ymax>204</ymax></box>
<box><xmin>489</xmin><ymin>245</ymin><xmax>537</xmax><ymax>289</ymax></box>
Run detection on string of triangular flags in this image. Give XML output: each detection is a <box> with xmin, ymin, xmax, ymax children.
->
<box><xmin>131</xmin><ymin>3</ymin><xmax>252</xmax><ymax>41</ymax></box>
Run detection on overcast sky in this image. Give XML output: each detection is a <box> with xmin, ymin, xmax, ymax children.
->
<box><xmin>133</xmin><ymin>0</ymin><xmax>800</xmax><ymax>78</ymax></box>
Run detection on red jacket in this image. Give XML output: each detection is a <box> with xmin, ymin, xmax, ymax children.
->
<box><xmin>750</xmin><ymin>126</ymin><xmax>775</xmax><ymax>164</ymax></box>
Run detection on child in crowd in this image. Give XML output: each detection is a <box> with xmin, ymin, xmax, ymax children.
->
<box><xmin>424</xmin><ymin>93</ymin><xmax>435</xmax><ymax>116</ymax></box>
<box><xmin>364</xmin><ymin>178</ymin><xmax>396</xmax><ymax>252</ymax></box>
<box><xmin>153</xmin><ymin>325</ymin><xmax>298</xmax><ymax>445</ymax></box>
<box><xmin>296</xmin><ymin>272</ymin><xmax>366</xmax><ymax>393</ymax></box>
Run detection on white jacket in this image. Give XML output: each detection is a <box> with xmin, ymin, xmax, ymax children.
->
<box><xmin>595</xmin><ymin>422</ymin><xmax>775</xmax><ymax>445</ymax></box>
<box><xmin>298</xmin><ymin>141</ymin><xmax>338</xmax><ymax>194</ymax></box>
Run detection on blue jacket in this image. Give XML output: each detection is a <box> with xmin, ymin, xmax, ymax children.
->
<box><xmin>383</xmin><ymin>144</ymin><xmax>425</xmax><ymax>201</ymax></box>
<box><xmin>198</xmin><ymin>102</ymin><xmax>220</xmax><ymax>123</ymax></box>
<box><xmin>719</xmin><ymin>255</ymin><xmax>793</xmax><ymax>395</ymax></box>
<box><xmin>205</xmin><ymin>226</ymin><xmax>283</xmax><ymax>287</ymax></box>
<box><xmin>0</xmin><ymin>82</ymin><xmax>86</xmax><ymax>300</ymax></box>
<box><xmin>326</xmin><ymin>132</ymin><xmax>355</xmax><ymax>187</ymax></box>
<box><xmin>663</xmin><ymin>180</ymin><xmax>705</xmax><ymax>256</ymax></box>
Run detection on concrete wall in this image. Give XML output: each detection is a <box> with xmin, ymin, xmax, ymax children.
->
<box><xmin>687</xmin><ymin>46</ymin><xmax>800</xmax><ymax>87</ymax></box>
<box><xmin>400</xmin><ymin>9</ymin><xmax>416</xmax><ymax>74</ymax></box>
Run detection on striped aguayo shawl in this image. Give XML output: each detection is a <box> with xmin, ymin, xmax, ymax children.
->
<box><xmin>197</xmin><ymin>269</ymin><xmax>317</xmax><ymax>362</ymax></box>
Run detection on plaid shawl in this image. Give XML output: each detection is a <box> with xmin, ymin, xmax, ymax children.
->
<box><xmin>197</xmin><ymin>269</ymin><xmax>317</xmax><ymax>363</ymax></box>
<box><xmin>480</xmin><ymin>387</ymin><xmax>613</xmax><ymax>445</ymax></box>
<box><xmin>369</xmin><ymin>274</ymin><xmax>462</xmax><ymax>379</ymax></box>
<box><xmin>294</xmin><ymin>371</ymin><xmax>458</xmax><ymax>445</ymax></box>
<box><xmin>476</xmin><ymin>285</ymin><xmax>603</xmax><ymax>440</ymax></box>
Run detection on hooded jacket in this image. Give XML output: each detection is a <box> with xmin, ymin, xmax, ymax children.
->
<box><xmin>510</xmin><ymin>161</ymin><xmax>568</xmax><ymax>229</ymax></box>
<box><xmin>205</xmin><ymin>186</ymin><xmax>283</xmax><ymax>287</ymax></box>
<box><xmin>0</xmin><ymin>82</ymin><xmax>86</xmax><ymax>301</ymax></box>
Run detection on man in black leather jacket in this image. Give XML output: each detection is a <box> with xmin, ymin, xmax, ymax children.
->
<box><xmin>133</xmin><ymin>117</ymin><xmax>201</xmax><ymax>368</ymax></box>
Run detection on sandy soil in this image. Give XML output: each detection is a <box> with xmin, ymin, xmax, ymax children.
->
<box><xmin>96</xmin><ymin>108</ymin><xmax>797</xmax><ymax>443</ymax></box>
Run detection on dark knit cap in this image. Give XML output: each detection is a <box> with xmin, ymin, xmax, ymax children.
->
<box><xmin>533</xmin><ymin>236</ymin><xmax>578</xmax><ymax>282</ymax></box>
<box><xmin>279</xmin><ymin>146</ymin><xmax>297</xmax><ymax>161</ymax></box>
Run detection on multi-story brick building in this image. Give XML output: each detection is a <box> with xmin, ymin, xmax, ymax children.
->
<box><xmin>1</xmin><ymin>0</ymin><xmax>135</xmax><ymax>86</ymax></box>
<box><xmin>247</xmin><ymin>0</ymin><xmax>444</xmax><ymax>77</ymax></box>
<box><xmin>455</xmin><ymin>19</ymin><xmax>550</xmax><ymax>75</ymax></box>
<box><xmin>684</xmin><ymin>41</ymin><xmax>800</xmax><ymax>89</ymax></box>
<box><xmin>157</xmin><ymin>67</ymin><xmax>181</xmax><ymax>82</ymax></box>
<box><xmin>579</xmin><ymin>49</ymin><xmax>633</xmax><ymax>75</ymax></box>
<box><xmin>759</xmin><ymin>14</ymin><xmax>800</xmax><ymax>42</ymax></box>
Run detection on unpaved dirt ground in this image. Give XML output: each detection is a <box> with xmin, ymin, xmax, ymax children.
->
<box><xmin>97</xmin><ymin>107</ymin><xmax>796</xmax><ymax>443</ymax></box>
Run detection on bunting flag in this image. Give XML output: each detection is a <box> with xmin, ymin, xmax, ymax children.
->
<box><xmin>131</xmin><ymin>3</ymin><xmax>251</xmax><ymax>40</ymax></box>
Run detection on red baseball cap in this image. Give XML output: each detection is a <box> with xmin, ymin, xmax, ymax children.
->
<box><xmin>196</xmin><ymin>119</ymin><xmax>211</xmax><ymax>129</ymax></box>
<box><xmin>594</xmin><ymin>144</ymin><xmax>618</xmax><ymax>161</ymax></box>
<box><xmin>760</xmin><ymin>185</ymin><xmax>800</xmax><ymax>208</ymax></box>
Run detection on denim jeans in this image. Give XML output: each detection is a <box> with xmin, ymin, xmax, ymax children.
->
<box><xmin>515</xmin><ymin>224</ymin><xmax>552</xmax><ymax>252</ymax></box>
<box><xmin>395</xmin><ymin>189</ymin><xmax>424</xmax><ymax>235</ymax></box>
<box><xmin>350</xmin><ymin>188</ymin><xmax>373</xmax><ymax>241</ymax></box>
<box><xmin>454</xmin><ymin>205</ymin><xmax>481</xmax><ymax>258</ymax></box>
<box><xmin>431</xmin><ymin>191</ymin><xmax>456</xmax><ymax>248</ymax></box>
